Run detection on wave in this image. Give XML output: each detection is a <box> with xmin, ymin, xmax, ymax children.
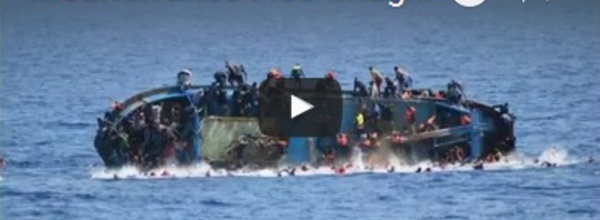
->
<box><xmin>90</xmin><ymin>146</ymin><xmax>590</xmax><ymax>180</ymax></box>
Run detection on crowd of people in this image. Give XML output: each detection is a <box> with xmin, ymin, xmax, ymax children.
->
<box><xmin>96</xmin><ymin>61</ymin><xmax>477</xmax><ymax>169</ymax></box>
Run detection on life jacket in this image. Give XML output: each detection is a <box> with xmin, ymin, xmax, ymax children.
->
<box><xmin>291</xmin><ymin>65</ymin><xmax>302</xmax><ymax>77</ymax></box>
<box><xmin>405</xmin><ymin>106</ymin><xmax>416</xmax><ymax>124</ymax></box>
<box><xmin>461</xmin><ymin>115</ymin><xmax>472</xmax><ymax>125</ymax></box>
<box><xmin>268</xmin><ymin>68</ymin><xmax>282</xmax><ymax>79</ymax></box>
<box><xmin>355</xmin><ymin>113</ymin><xmax>365</xmax><ymax>129</ymax></box>
<box><xmin>336</xmin><ymin>133</ymin><xmax>348</xmax><ymax>147</ymax></box>
<box><xmin>325</xmin><ymin>71</ymin><xmax>336</xmax><ymax>79</ymax></box>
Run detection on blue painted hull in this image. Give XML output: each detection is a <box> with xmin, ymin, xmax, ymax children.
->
<box><xmin>93</xmin><ymin>85</ymin><xmax>516</xmax><ymax>169</ymax></box>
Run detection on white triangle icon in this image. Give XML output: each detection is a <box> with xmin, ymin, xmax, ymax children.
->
<box><xmin>291</xmin><ymin>95</ymin><xmax>314</xmax><ymax>119</ymax></box>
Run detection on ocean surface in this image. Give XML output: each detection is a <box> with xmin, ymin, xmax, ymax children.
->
<box><xmin>1</xmin><ymin>0</ymin><xmax>599</xmax><ymax>219</ymax></box>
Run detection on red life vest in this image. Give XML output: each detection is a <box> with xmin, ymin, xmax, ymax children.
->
<box><xmin>405</xmin><ymin>106</ymin><xmax>416</xmax><ymax>124</ymax></box>
<box><xmin>337</xmin><ymin>133</ymin><xmax>348</xmax><ymax>147</ymax></box>
<box><xmin>461</xmin><ymin>115</ymin><xmax>472</xmax><ymax>125</ymax></box>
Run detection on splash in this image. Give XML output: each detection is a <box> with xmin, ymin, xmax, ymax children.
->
<box><xmin>90</xmin><ymin>146</ymin><xmax>589</xmax><ymax>180</ymax></box>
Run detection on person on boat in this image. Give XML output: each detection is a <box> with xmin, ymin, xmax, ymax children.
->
<box><xmin>418</xmin><ymin>115</ymin><xmax>437</xmax><ymax>133</ymax></box>
<box><xmin>225</xmin><ymin>61</ymin><xmax>246</xmax><ymax>86</ymax></box>
<box><xmin>367</xmin><ymin>81</ymin><xmax>375</xmax><ymax>97</ymax></box>
<box><xmin>391</xmin><ymin>131</ymin><xmax>403</xmax><ymax>145</ymax></box>
<box><xmin>316</xmin><ymin>71</ymin><xmax>337</xmax><ymax>96</ymax></box>
<box><xmin>266</xmin><ymin>68</ymin><xmax>282</xmax><ymax>80</ymax></box>
<box><xmin>353</xmin><ymin>77</ymin><xmax>369</xmax><ymax>97</ymax></box>
<box><xmin>290</xmin><ymin>63</ymin><xmax>305</xmax><ymax>86</ymax></box>
<box><xmin>213</xmin><ymin>71</ymin><xmax>227</xmax><ymax>86</ymax></box>
<box><xmin>379</xmin><ymin>103</ymin><xmax>394</xmax><ymax>131</ymax></box>
<box><xmin>368</xmin><ymin>66</ymin><xmax>384</xmax><ymax>97</ymax></box>
<box><xmin>394</xmin><ymin>66</ymin><xmax>412</xmax><ymax>92</ymax></box>
<box><xmin>405</xmin><ymin>105</ymin><xmax>417</xmax><ymax>134</ymax></box>
<box><xmin>230</xmin><ymin>88</ymin><xmax>244</xmax><ymax>117</ymax></box>
<box><xmin>383</xmin><ymin>77</ymin><xmax>397</xmax><ymax>98</ymax></box>
<box><xmin>433</xmin><ymin>90</ymin><xmax>446</xmax><ymax>99</ymax></box>
<box><xmin>357</xmin><ymin>133</ymin><xmax>371</xmax><ymax>149</ymax></box>
<box><xmin>454</xmin><ymin>146</ymin><xmax>465</xmax><ymax>163</ymax></box>
<box><xmin>233</xmin><ymin>65</ymin><xmax>248</xmax><ymax>86</ymax></box>
<box><xmin>177</xmin><ymin>69</ymin><xmax>193</xmax><ymax>90</ymax></box>
<box><xmin>336</xmin><ymin>133</ymin><xmax>350</xmax><ymax>158</ymax></box>
<box><xmin>447</xmin><ymin>80</ymin><xmax>465</xmax><ymax>105</ymax></box>
<box><xmin>241</xmin><ymin>83</ymin><xmax>258</xmax><ymax>117</ymax></box>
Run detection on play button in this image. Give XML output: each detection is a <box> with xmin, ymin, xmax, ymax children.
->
<box><xmin>291</xmin><ymin>95</ymin><xmax>314</xmax><ymax>119</ymax></box>
<box><xmin>258</xmin><ymin>78</ymin><xmax>342</xmax><ymax>137</ymax></box>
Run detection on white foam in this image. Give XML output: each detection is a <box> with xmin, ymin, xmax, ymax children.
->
<box><xmin>90</xmin><ymin>146</ymin><xmax>589</xmax><ymax>180</ymax></box>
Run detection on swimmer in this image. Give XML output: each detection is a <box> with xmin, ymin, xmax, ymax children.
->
<box><xmin>415</xmin><ymin>167</ymin><xmax>422</xmax><ymax>173</ymax></box>
<box><xmin>387</xmin><ymin>166</ymin><xmax>395</xmax><ymax>173</ymax></box>
<box><xmin>300</xmin><ymin>165</ymin><xmax>309</xmax><ymax>172</ymax></box>
<box><xmin>540</xmin><ymin>161</ymin><xmax>557</xmax><ymax>168</ymax></box>
<box><xmin>282</xmin><ymin>167</ymin><xmax>296</xmax><ymax>176</ymax></box>
<box><xmin>473</xmin><ymin>159</ymin><xmax>484</xmax><ymax>170</ymax></box>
